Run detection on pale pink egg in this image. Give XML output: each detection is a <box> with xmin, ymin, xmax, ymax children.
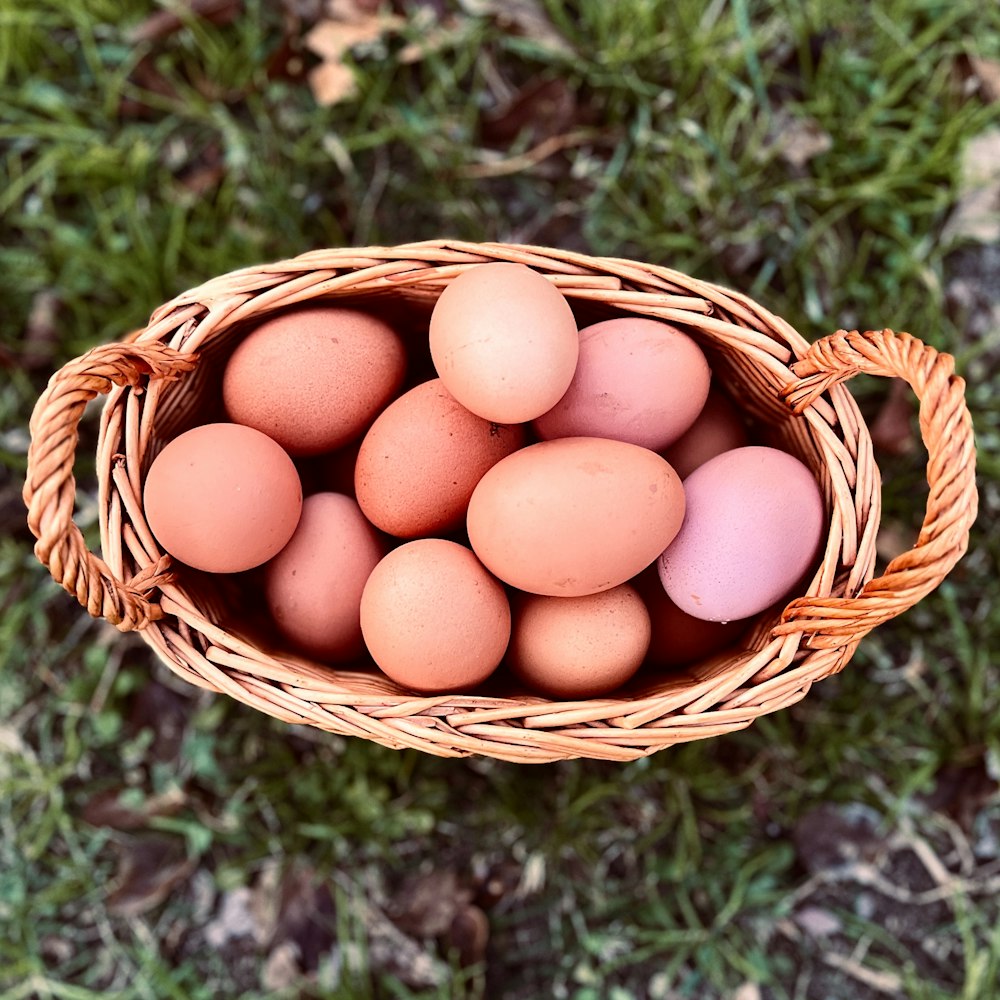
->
<box><xmin>534</xmin><ymin>317</ymin><xmax>711</xmax><ymax>450</ymax></box>
<box><xmin>658</xmin><ymin>446</ymin><xmax>825</xmax><ymax>622</ymax></box>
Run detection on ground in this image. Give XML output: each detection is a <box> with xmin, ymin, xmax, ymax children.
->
<box><xmin>1</xmin><ymin>1</ymin><xmax>999</xmax><ymax>998</ymax></box>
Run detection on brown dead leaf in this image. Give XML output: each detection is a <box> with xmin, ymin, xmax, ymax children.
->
<box><xmin>870</xmin><ymin>378</ymin><xmax>916</xmax><ymax>456</ymax></box>
<box><xmin>942</xmin><ymin>128</ymin><xmax>1000</xmax><ymax>245</ymax></box>
<box><xmin>388</xmin><ymin>869</ymin><xmax>470</xmax><ymax>938</ymax></box>
<box><xmin>923</xmin><ymin>756</ymin><xmax>999</xmax><ymax>834</ymax></box>
<box><xmin>128</xmin><ymin>0</ymin><xmax>243</xmax><ymax>45</ymax></box>
<box><xmin>792</xmin><ymin>803</ymin><xmax>884</xmax><ymax>875</ymax></box>
<box><xmin>81</xmin><ymin>785</ymin><xmax>187</xmax><ymax>831</ymax></box>
<box><xmin>954</xmin><ymin>53</ymin><xmax>1000</xmax><ymax>104</ymax></box>
<box><xmin>273</xmin><ymin>864</ymin><xmax>337</xmax><ymax>972</ymax></box>
<box><xmin>118</xmin><ymin>53</ymin><xmax>182</xmax><ymax>119</ymax></box>
<box><xmin>445</xmin><ymin>904</ymin><xmax>489</xmax><ymax>968</ymax></box>
<box><xmin>481</xmin><ymin>78</ymin><xmax>578</xmax><ymax>147</ymax></box>
<box><xmin>106</xmin><ymin>835</ymin><xmax>197</xmax><ymax>917</ymax></box>
<box><xmin>127</xmin><ymin>678</ymin><xmax>191</xmax><ymax>762</ymax></box>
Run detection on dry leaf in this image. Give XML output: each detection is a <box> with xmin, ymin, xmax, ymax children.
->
<box><xmin>955</xmin><ymin>53</ymin><xmax>1000</xmax><ymax>104</ymax></box>
<box><xmin>308</xmin><ymin>59</ymin><xmax>357</xmax><ymax>106</ymax></box>
<box><xmin>942</xmin><ymin>128</ymin><xmax>1000</xmax><ymax>245</ymax></box>
<box><xmin>81</xmin><ymin>785</ymin><xmax>187</xmax><ymax>831</ymax></box>
<box><xmin>445</xmin><ymin>904</ymin><xmax>489</xmax><ymax>968</ymax></box>
<box><xmin>262</xmin><ymin>941</ymin><xmax>302</xmax><ymax>992</ymax></box>
<box><xmin>21</xmin><ymin>290</ymin><xmax>60</xmax><ymax>370</ymax></box>
<box><xmin>481</xmin><ymin>78</ymin><xmax>578</xmax><ymax>147</ymax></box>
<box><xmin>303</xmin><ymin>7</ymin><xmax>403</xmax><ymax>106</ymax></box>
<box><xmin>106</xmin><ymin>835</ymin><xmax>197</xmax><ymax>917</ymax></box>
<box><xmin>766</xmin><ymin>111</ymin><xmax>833</xmax><ymax>170</ymax></box>
<box><xmin>388</xmin><ymin>869</ymin><xmax>470</xmax><ymax>939</ymax></box>
<box><xmin>205</xmin><ymin>887</ymin><xmax>261</xmax><ymax>948</ymax></box>
<box><xmin>128</xmin><ymin>0</ymin><xmax>243</xmax><ymax>44</ymax></box>
<box><xmin>459</xmin><ymin>0</ymin><xmax>574</xmax><ymax>57</ymax></box>
<box><xmin>793</xmin><ymin>905</ymin><xmax>843</xmax><ymax>938</ymax></box>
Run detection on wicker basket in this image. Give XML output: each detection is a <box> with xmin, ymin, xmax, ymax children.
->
<box><xmin>23</xmin><ymin>241</ymin><xmax>979</xmax><ymax>763</ymax></box>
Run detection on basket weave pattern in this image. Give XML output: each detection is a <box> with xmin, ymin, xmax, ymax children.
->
<box><xmin>24</xmin><ymin>242</ymin><xmax>978</xmax><ymax>762</ymax></box>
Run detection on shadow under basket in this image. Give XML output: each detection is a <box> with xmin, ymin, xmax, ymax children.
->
<box><xmin>24</xmin><ymin>241</ymin><xmax>979</xmax><ymax>763</ymax></box>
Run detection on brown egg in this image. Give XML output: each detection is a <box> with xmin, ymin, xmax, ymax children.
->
<box><xmin>264</xmin><ymin>493</ymin><xmax>384</xmax><ymax>662</ymax></box>
<box><xmin>661</xmin><ymin>387</ymin><xmax>749</xmax><ymax>480</ymax></box>
<box><xmin>467</xmin><ymin>437</ymin><xmax>685</xmax><ymax>597</ymax></box>
<box><xmin>144</xmin><ymin>423</ymin><xmax>302</xmax><ymax>573</ymax></box>
<box><xmin>509</xmin><ymin>585</ymin><xmax>651</xmax><ymax>698</ymax></box>
<box><xmin>355</xmin><ymin>378</ymin><xmax>525</xmax><ymax>538</ymax></box>
<box><xmin>633</xmin><ymin>566</ymin><xmax>746</xmax><ymax>667</ymax></box>
<box><xmin>429</xmin><ymin>262</ymin><xmax>579</xmax><ymax>423</ymax></box>
<box><xmin>222</xmin><ymin>305</ymin><xmax>406</xmax><ymax>456</ymax></box>
<box><xmin>360</xmin><ymin>539</ymin><xmax>511</xmax><ymax>693</ymax></box>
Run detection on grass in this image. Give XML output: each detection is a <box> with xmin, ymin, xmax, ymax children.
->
<box><xmin>3</xmin><ymin>0</ymin><xmax>1000</xmax><ymax>997</ymax></box>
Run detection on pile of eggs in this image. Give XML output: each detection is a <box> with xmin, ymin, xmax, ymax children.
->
<box><xmin>143</xmin><ymin>263</ymin><xmax>826</xmax><ymax>698</ymax></box>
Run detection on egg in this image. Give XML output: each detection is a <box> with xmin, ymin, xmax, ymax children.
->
<box><xmin>467</xmin><ymin>436</ymin><xmax>685</xmax><ymax>597</ymax></box>
<box><xmin>661</xmin><ymin>387</ymin><xmax>749</xmax><ymax>479</ymax></box>
<box><xmin>633</xmin><ymin>566</ymin><xmax>746</xmax><ymax>667</ymax></box>
<box><xmin>222</xmin><ymin>305</ymin><xmax>406</xmax><ymax>456</ymax></box>
<box><xmin>509</xmin><ymin>585</ymin><xmax>651</xmax><ymax>698</ymax></box>
<box><xmin>264</xmin><ymin>493</ymin><xmax>384</xmax><ymax>661</ymax></box>
<box><xmin>144</xmin><ymin>423</ymin><xmax>302</xmax><ymax>573</ymax></box>
<box><xmin>429</xmin><ymin>262</ymin><xmax>579</xmax><ymax>423</ymax></box>
<box><xmin>360</xmin><ymin>539</ymin><xmax>511</xmax><ymax>693</ymax></box>
<box><xmin>658</xmin><ymin>446</ymin><xmax>825</xmax><ymax>622</ymax></box>
<box><xmin>355</xmin><ymin>378</ymin><xmax>525</xmax><ymax>538</ymax></box>
<box><xmin>534</xmin><ymin>317</ymin><xmax>711</xmax><ymax>450</ymax></box>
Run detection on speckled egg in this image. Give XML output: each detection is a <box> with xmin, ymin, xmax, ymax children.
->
<box><xmin>509</xmin><ymin>585</ymin><xmax>651</xmax><ymax>698</ymax></box>
<box><xmin>355</xmin><ymin>378</ymin><xmax>525</xmax><ymax>538</ymax></box>
<box><xmin>360</xmin><ymin>539</ymin><xmax>511</xmax><ymax>693</ymax></box>
<box><xmin>222</xmin><ymin>305</ymin><xmax>406</xmax><ymax>456</ymax></box>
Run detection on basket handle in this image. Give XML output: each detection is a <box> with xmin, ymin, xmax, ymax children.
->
<box><xmin>777</xmin><ymin>329</ymin><xmax>978</xmax><ymax>648</ymax></box>
<box><xmin>23</xmin><ymin>342</ymin><xmax>197</xmax><ymax>631</ymax></box>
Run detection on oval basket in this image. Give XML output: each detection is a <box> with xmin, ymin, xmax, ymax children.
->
<box><xmin>23</xmin><ymin>241</ymin><xmax>979</xmax><ymax>763</ymax></box>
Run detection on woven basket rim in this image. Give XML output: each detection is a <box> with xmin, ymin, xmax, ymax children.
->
<box><xmin>24</xmin><ymin>240</ymin><xmax>979</xmax><ymax>762</ymax></box>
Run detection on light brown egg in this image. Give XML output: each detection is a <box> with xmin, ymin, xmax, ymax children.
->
<box><xmin>264</xmin><ymin>493</ymin><xmax>385</xmax><ymax>662</ymax></box>
<box><xmin>360</xmin><ymin>539</ymin><xmax>511</xmax><ymax>693</ymax></box>
<box><xmin>467</xmin><ymin>437</ymin><xmax>685</xmax><ymax>597</ymax></box>
<box><xmin>509</xmin><ymin>585</ymin><xmax>651</xmax><ymax>698</ymax></box>
<box><xmin>429</xmin><ymin>262</ymin><xmax>579</xmax><ymax>423</ymax></box>
<box><xmin>222</xmin><ymin>305</ymin><xmax>406</xmax><ymax>456</ymax></box>
<box><xmin>661</xmin><ymin>387</ymin><xmax>749</xmax><ymax>480</ymax></box>
<box><xmin>143</xmin><ymin>423</ymin><xmax>302</xmax><ymax>573</ymax></box>
<box><xmin>355</xmin><ymin>378</ymin><xmax>525</xmax><ymax>538</ymax></box>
